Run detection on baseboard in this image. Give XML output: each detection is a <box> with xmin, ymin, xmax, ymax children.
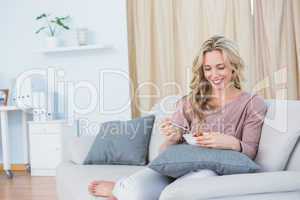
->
<box><xmin>0</xmin><ymin>164</ymin><xmax>27</xmax><ymax>172</ymax></box>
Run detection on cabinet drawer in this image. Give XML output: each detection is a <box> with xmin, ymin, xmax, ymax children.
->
<box><xmin>29</xmin><ymin>123</ymin><xmax>62</xmax><ymax>134</ymax></box>
<box><xmin>29</xmin><ymin>134</ymin><xmax>61</xmax><ymax>169</ymax></box>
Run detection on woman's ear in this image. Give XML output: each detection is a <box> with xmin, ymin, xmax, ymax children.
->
<box><xmin>231</xmin><ymin>69</ymin><xmax>237</xmax><ymax>82</ymax></box>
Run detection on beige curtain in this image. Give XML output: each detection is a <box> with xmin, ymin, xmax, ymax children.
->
<box><xmin>253</xmin><ymin>0</ymin><xmax>300</xmax><ymax>99</ymax></box>
<box><xmin>127</xmin><ymin>0</ymin><xmax>254</xmax><ymax>117</ymax></box>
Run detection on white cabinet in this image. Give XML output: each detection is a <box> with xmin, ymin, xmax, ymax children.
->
<box><xmin>28</xmin><ymin>120</ymin><xmax>75</xmax><ymax>176</ymax></box>
<box><xmin>29</xmin><ymin>134</ymin><xmax>61</xmax><ymax>170</ymax></box>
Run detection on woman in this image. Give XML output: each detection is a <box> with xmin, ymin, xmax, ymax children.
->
<box><xmin>88</xmin><ymin>35</ymin><xmax>268</xmax><ymax>200</ymax></box>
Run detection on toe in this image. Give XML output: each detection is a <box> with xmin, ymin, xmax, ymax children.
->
<box><xmin>88</xmin><ymin>184</ymin><xmax>94</xmax><ymax>191</ymax></box>
<box><xmin>90</xmin><ymin>180</ymin><xmax>101</xmax><ymax>185</ymax></box>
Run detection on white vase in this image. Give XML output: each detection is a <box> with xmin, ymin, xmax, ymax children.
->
<box><xmin>76</xmin><ymin>28</ymin><xmax>89</xmax><ymax>46</ymax></box>
<box><xmin>45</xmin><ymin>36</ymin><xmax>59</xmax><ymax>48</ymax></box>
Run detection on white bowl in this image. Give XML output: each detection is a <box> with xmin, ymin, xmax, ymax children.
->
<box><xmin>183</xmin><ymin>134</ymin><xmax>198</xmax><ymax>145</ymax></box>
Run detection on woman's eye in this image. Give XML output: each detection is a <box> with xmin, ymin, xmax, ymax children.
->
<box><xmin>217</xmin><ymin>65</ymin><xmax>225</xmax><ymax>70</ymax></box>
<box><xmin>204</xmin><ymin>67</ymin><xmax>211</xmax><ymax>71</ymax></box>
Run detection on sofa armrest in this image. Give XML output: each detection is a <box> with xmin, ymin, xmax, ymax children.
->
<box><xmin>160</xmin><ymin>171</ymin><xmax>300</xmax><ymax>200</ymax></box>
<box><xmin>60</xmin><ymin>121</ymin><xmax>78</xmax><ymax>162</ymax></box>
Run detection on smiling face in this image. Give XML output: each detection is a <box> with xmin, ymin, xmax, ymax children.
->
<box><xmin>202</xmin><ymin>50</ymin><xmax>233</xmax><ymax>92</ymax></box>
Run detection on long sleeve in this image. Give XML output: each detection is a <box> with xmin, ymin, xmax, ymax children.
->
<box><xmin>170</xmin><ymin>97</ymin><xmax>192</xmax><ymax>134</ymax></box>
<box><xmin>240</xmin><ymin>96</ymin><xmax>268</xmax><ymax>159</ymax></box>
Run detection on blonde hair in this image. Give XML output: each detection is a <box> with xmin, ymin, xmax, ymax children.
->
<box><xmin>187</xmin><ymin>35</ymin><xmax>245</xmax><ymax>122</ymax></box>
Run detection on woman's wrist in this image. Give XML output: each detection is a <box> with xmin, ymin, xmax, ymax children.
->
<box><xmin>159</xmin><ymin>140</ymin><xmax>176</xmax><ymax>153</ymax></box>
<box><xmin>231</xmin><ymin>137</ymin><xmax>242</xmax><ymax>152</ymax></box>
<box><xmin>165</xmin><ymin>139</ymin><xmax>178</xmax><ymax>146</ymax></box>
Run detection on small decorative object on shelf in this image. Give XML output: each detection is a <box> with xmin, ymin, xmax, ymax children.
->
<box><xmin>47</xmin><ymin>112</ymin><xmax>53</xmax><ymax>120</ymax></box>
<box><xmin>32</xmin><ymin>92</ymin><xmax>47</xmax><ymax>121</ymax></box>
<box><xmin>0</xmin><ymin>89</ymin><xmax>9</xmax><ymax>106</ymax></box>
<box><xmin>76</xmin><ymin>27</ymin><xmax>89</xmax><ymax>46</ymax></box>
<box><xmin>8</xmin><ymin>78</ymin><xmax>17</xmax><ymax>106</ymax></box>
<box><xmin>35</xmin><ymin>13</ymin><xmax>71</xmax><ymax>48</ymax></box>
<box><xmin>32</xmin><ymin>109</ymin><xmax>39</xmax><ymax>121</ymax></box>
<box><xmin>32</xmin><ymin>108</ymin><xmax>47</xmax><ymax>121</ymax></box>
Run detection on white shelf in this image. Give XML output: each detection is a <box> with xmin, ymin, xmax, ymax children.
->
<box><xmin>28</xmin><ymin>120</ymin><xmax>69</xmax><ymax>124</ymax></box>
<box><xmin>0</xmin><ymin>106</ymin><xmax>31</xmax><ymax>111</ymax></box>
<box><xmin>39</xmin><ymin>44</ymin><xmax>113</xmax><ymax>53</ymax></box>
<box><xmin>0</xmin><ymin>106</ymin><xmax>21</xmax><ymax>111</ymax></box>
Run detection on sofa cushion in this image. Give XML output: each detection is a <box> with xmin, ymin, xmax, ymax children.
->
<box><xmin>255</xmin><ymin>100</ymin><xmax>300</xmax><ymax>171</ymax></box>
<box><xmin>286</xmin><ymin>139</ymin><xmax>300</xmax><ymax>171</ymax></box>
<box><xmin>159</xmin><ymin>171</ymin><xmax>300</xmax><ymax>200</ymax></box>
<box><xmin>148</xmin><ymin>96</ymin><xmax>181</xmax><ymax>162</ymax></box>
<box><xmin>56</xmin><ymin>162</ymin><xmax>145</xmax><ymax>200</ymax></box>
<box><xmin>69</xmin><ymin>115</ymin><xmax>155</xmax><ymax>165</ymax></box>
<box><xmin>148</xmin><ymin>144</ymin><xmax>260</xmax><ymax>178</ymax></box>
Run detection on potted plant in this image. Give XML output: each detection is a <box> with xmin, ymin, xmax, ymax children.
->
<box><xmin>35</xmin><ymin>13</ymin><xmax>70</xmax><ymax>48</ymax></box>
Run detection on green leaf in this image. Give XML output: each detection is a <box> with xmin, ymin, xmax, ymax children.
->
<box><xmin>36</xmin><ymin>13</ymin><xmax>47</xmax><ymax>20</ymax></box>
<box><xmin>55</xmin><ymin>18</ymin><xmax>70</xmax><ymax>30</ymax></box>
<box><xmin>55</xmin><ymin>18</ymin><xmax>64</xmax><ymax>26</ymax></box>
<box><xmin>35</xmin><ymin>26</ymin><xmax>46</xmax><ymax>34</ymax></box>
<box><xmin>62</xmin><ymin>25</ymin><xmax>70</xmax><ymax>30</ymax></box>
<box><xmin>35</xmin><ymin>14</ymin><xmax>70</xmax><ymax>35</ymax></box>
<box><xmin>58</xmin><ymin>16</ymin><xmax>70</xmax><ymax>20</ymax></box>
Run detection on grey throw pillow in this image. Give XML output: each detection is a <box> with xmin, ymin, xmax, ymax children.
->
<box><xmin>148</xmin><ymin>144</ymin><xmax>260</xmax><ymax>178</ymax></box>
<box><xmin>70</xmin><ymin>115</ymin><xmax>155</xmax><ymax>165</ymax></box>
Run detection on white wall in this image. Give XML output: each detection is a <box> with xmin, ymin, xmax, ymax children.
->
<box><xmin>0</xmin><ymin>0</ymin><xmax>131</xmax><ymax>163</ymax></box>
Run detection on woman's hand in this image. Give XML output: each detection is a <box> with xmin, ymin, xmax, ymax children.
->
<box><xmin>193</xmin><ymin>131</ymin><xmax>241</xmax><ymax>151</ymax></box>
<box><xmin>159</xmin><ymin>118</ymin><xmax>183</xmax><ymax>145</ymax></box>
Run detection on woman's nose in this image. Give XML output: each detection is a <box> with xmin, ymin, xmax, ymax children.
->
<box><xmin>211</xmin><ymin>68</ymin><xmax>220</xmax><ymax>77</ymax></box>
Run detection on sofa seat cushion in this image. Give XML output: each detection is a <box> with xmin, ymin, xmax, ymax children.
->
<box><xmin>159</xmin><ymin>171</ymin><xmax>300</xmax><ymax>200</ymax></box>
<box><xmin>161</xmin><ymin>191</ymin><xmax>300</xmax><ymax>200</ymax></box>
<box><xmin>56</xmin><ymin>161</ymin><xmax>145</xmax><ymax>200</ymax></box>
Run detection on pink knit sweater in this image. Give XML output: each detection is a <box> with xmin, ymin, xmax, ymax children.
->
<box><xmin>171</xmin><ymin>92</ymin><xmax>268</xmax><ymax>159</ymax></box>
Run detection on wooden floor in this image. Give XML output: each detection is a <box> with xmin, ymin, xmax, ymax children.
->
<box><xmin>0</xmin><ymin>171</ymin><xmax>57</xmax><ymax>200</ymax></box>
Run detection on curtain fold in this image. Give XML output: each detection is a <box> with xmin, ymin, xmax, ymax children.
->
<box><xmin>127</xmin><ymin>0</ymin><xmax>299</xmax><ymax>117</ymax></box>
<box><xmin>253</xmin><ymin>0</ymin><xmax>300</xmax><ymax>99</ymax></box>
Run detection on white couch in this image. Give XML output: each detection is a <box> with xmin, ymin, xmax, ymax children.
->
<box><xmin>56</xmin><ymin>96</ymin><xmax>300</xmax><ymax>200</ymax></box>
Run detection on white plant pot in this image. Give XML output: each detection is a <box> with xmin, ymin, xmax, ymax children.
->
<box><xmin>45</xmin><ymin>36</ymin><xmax>59</xmax><ymax>48</ymax></box>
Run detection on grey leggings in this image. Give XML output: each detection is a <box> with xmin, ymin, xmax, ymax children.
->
<box><xmin>112</xmin><ymin>168</ymin><xmax>218</xmax><ymax>200</ymax></box>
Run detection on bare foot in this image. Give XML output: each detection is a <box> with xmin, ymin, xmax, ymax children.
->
<box><xmin>88</xmin><ymin>180</ymin><xmax>116</xmax><ymax>197</ymax></box>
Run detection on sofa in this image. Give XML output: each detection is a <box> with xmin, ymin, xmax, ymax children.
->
<box><xmin>56</xmin><ymin>96</ymin><xmax>300</xmax><ymax>200</ymax></box>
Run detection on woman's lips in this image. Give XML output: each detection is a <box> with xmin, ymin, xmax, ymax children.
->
<box><xmin>211</xmin><ymin>78</ymin><xmax>224</xmax><ymax>85</ymax></box>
